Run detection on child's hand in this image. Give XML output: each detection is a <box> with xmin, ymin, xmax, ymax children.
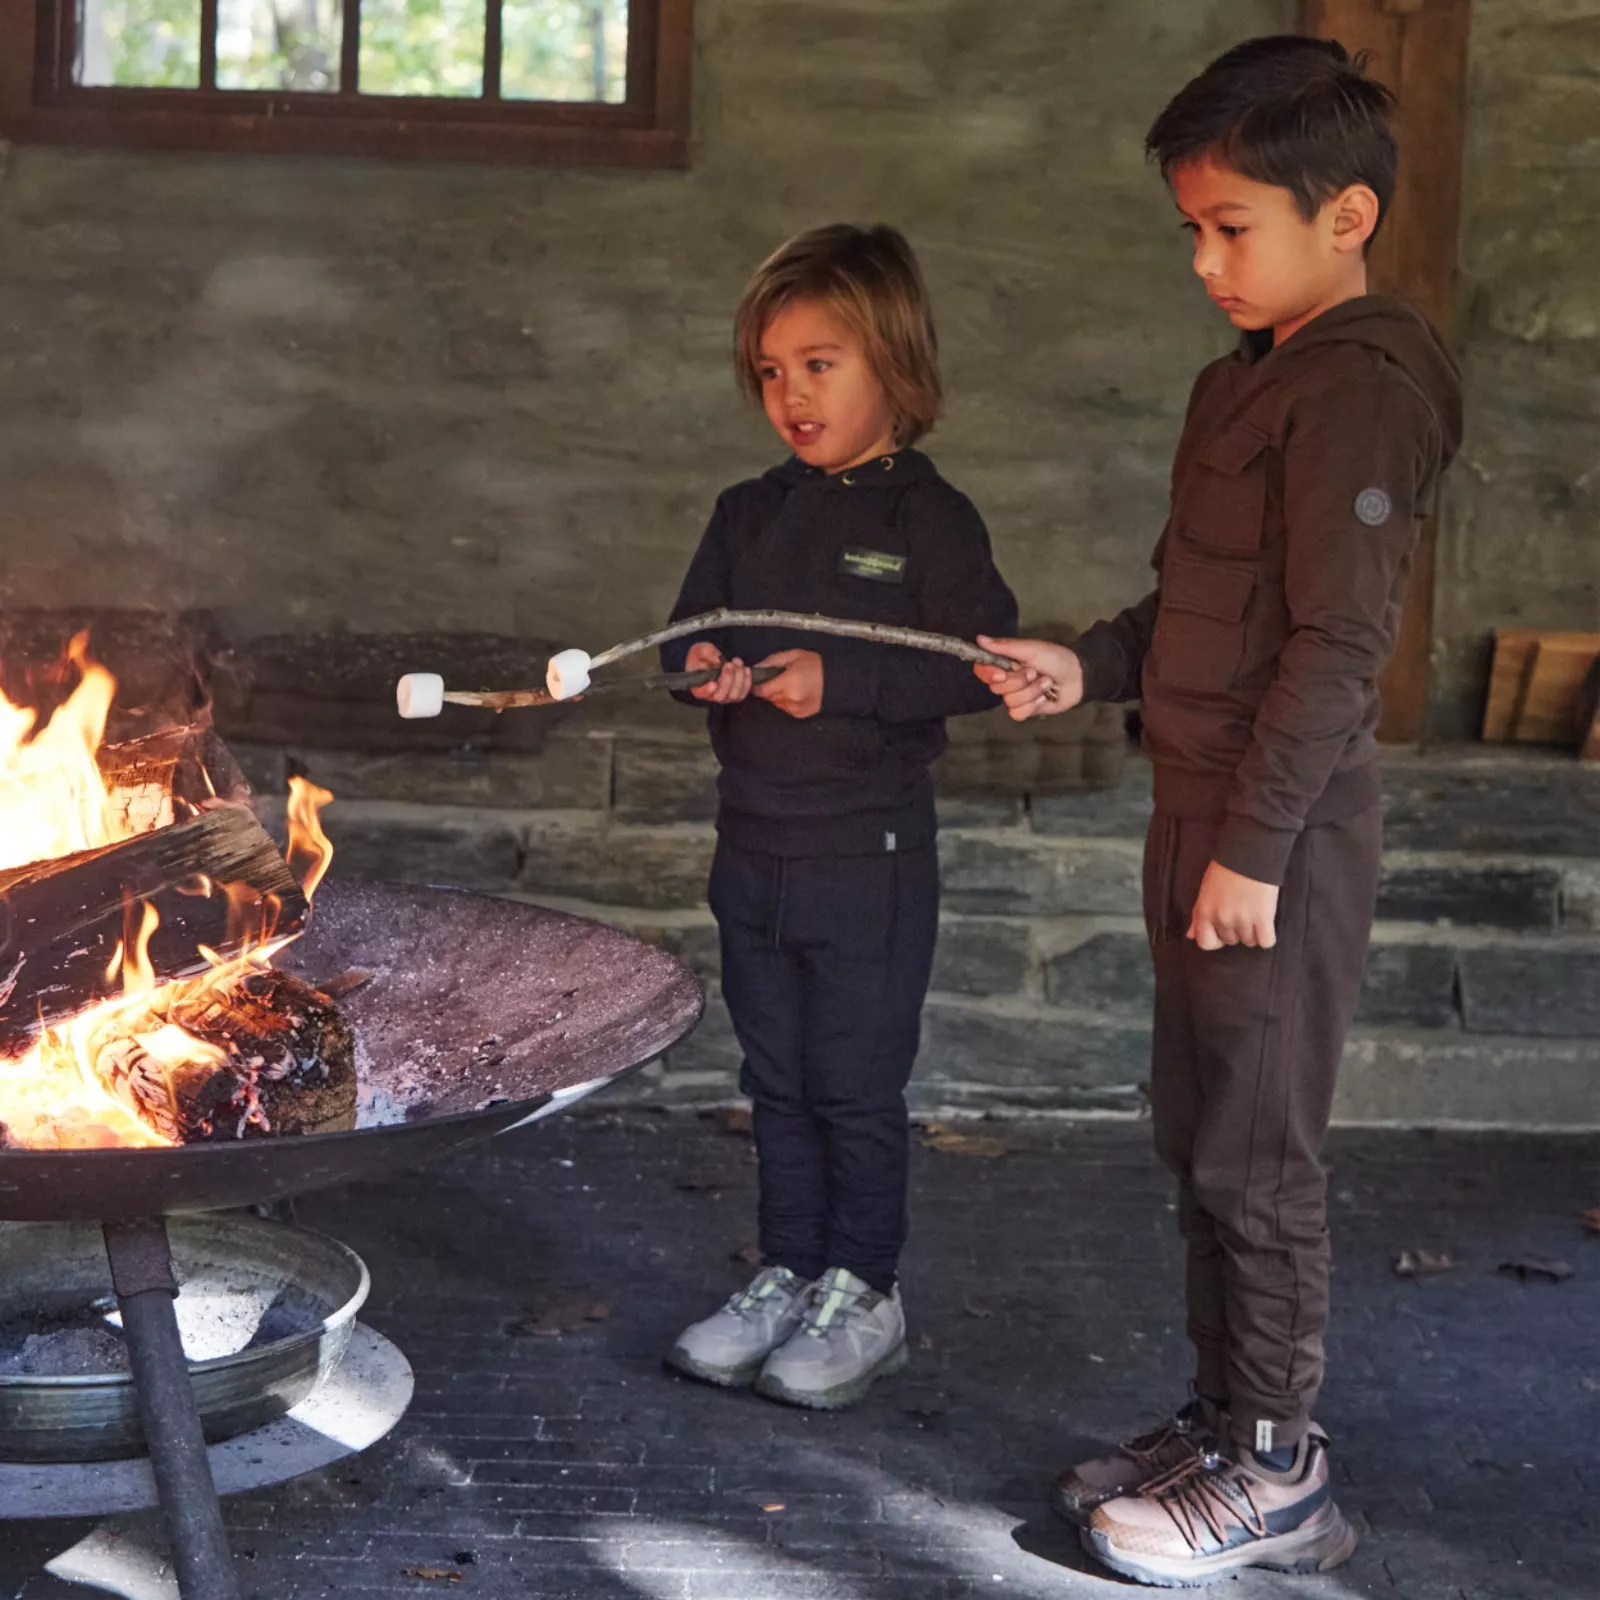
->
<box><xmin>686</xmin><ymin>640</ymin><xmax>752</xmax><ymax>703</ymax></box>
<box><xmin>974</xmin><ymin>637</ymin><xmax>1085</xmax><ymax>721</ymax></box>
<box><xmin>1188</xmin><ymin>862</ymin><xmax>1280</xmax><ymax>951</ymax></box>
<box><xmin>754</xmin><ymin>649</ymin><xmax>824</xmax><ymax>719</ymax></box>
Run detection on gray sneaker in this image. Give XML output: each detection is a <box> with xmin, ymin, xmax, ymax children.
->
<box><xmin>753</xmin><ymin>1266</ymin><xmax>908</xmax><ymax>1410</ymax></box>
<box><xmin>664</xmin><ymin>1266</ymin><xmax>810</xmax><ymax>1388</ymax></box>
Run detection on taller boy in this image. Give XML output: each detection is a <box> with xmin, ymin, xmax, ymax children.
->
<box><xmin>980</xmin><ymin>38</ymin><xmax>1462</xmax><ymax>1586</ymax></box>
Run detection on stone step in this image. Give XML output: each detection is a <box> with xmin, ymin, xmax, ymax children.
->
<box><xmin>279</xmin><ymin>798</ymin><xmax>1599</xmax><ymax>934</ymax></box>
<box><xmin>619</xmin><ymin>988</ymin><xmax>1600</xmax><ymax>1130</ymax></box>
<box><xmin>1031</xmin><ymin>747</ymin><xmax>1600</xmax><ymax>859</ymax></box>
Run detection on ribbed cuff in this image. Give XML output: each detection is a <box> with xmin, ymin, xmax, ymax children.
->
<box><xmin>1068</xmin><ymin>636</ymin><xmax>1119</xmax><ymax>705</ymax></box>
<box><xmin>1213</xmin><ymin>815</ymin><xmax>1301</xmax><ymax>888</ymax></box>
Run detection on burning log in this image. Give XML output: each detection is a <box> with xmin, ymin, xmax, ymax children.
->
<box><xmin>0</xmin><ymin>807</ymin><xmax>308</xmax><ymax>1057</ymax></box>
<box><xmin>71</xmin><ymin>967</ymin><xmax>356</xmax><ymax>1143</ymax></box>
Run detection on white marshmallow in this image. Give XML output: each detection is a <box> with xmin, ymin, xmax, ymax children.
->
<box><xmin>396</xmin><ymin>672</ymin><xmax>445</xmax><ymax>719</ymax></box>
<box><xmin>546</xmin><ymin>648</ymin><xmax>592</xmax><ymax>701</ymax></box>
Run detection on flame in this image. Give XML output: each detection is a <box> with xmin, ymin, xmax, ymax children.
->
<box><xmin>287</xmin><ymin>776</ymin><xmax>335</xmax><ymax>901</ymax></box>
<box><xmin>0</xmin><ymin>638</ymin><xmax>335</xmax><ymax>1152</ymax></box>
<box><xmin>0</xmin><ymin>633</ymin><xmax>134</xmax><ymax>874</ymax></box>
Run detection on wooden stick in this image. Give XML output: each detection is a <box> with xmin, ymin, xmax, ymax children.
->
<box><xmin>588</xmin><ymin>609</ymin><xmax>1023</xmax><ymax>672</ymax></box>
<box><xmin>443</xmin><ymin>665</ymin><xmax>784</xmax><ymax>712</ymax></box>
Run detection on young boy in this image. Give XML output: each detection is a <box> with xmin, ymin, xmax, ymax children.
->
<box><xmin>979</xmin><ymin>37</ymin><xmax>1462</xmax><ymax>1586</ymax></box>
<box><xmin>663</xmin><ymin>225</ymin><xmax>1017</xmax><ymax>1408</ymax></box>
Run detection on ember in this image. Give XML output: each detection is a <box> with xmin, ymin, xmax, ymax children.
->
<box><xmin>0</xmin><ymin>635</ymin><xmax>342</xmax><ymax>1151</ymax></box>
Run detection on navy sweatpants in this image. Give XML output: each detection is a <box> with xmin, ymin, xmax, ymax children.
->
<box><xmin>709</xmin><ymin>837</ymin><xmax>940</xmax><ymax>1293</ymax></box>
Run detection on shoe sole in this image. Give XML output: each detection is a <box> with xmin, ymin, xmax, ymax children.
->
<box><xmin>662</xmin><ymin>1346</ymin><xmax>765</xmax><ymax>1389</ymax></box>
<box><xmin>1081</xmin><ymin>1502</ymin><xmax>1358</xmax><ymax>1589</ymax></box>
<box><xmin>752</xmin><ymin>1338</ymin><xmax>909</xmax><ymax>1411</ymax></box>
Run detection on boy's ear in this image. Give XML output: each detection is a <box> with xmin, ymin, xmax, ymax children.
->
<box><xmin>1328</xmin><ymin>184</ymin><xmax>1381</xmax><ymax>254</ymax></box>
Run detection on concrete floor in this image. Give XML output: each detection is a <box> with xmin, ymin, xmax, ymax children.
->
<box><xmin>4</xmin><ymin>1113</ymin><xmax>1597</xmax><ymax>1599</ymax></box>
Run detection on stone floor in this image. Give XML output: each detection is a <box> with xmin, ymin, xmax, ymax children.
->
<box><xmin>5</xmin><ymin>1113</ymin><xmax>1597</xmax><ymax>1599</ymax></box>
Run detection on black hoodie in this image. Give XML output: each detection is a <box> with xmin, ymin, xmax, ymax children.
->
<box><xmin>662</xmin><ymin>449</ymin><xmax>1018</xmax><ymax>857</ymax></box>
<box><xmin>1072</xmin><ymin>295</ymin><xmax>1464</xmax><ymax>885</ymax></box>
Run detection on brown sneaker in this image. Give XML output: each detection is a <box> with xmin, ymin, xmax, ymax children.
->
<box><xmin>1081</xmin><ymin>1429</ymin><xmax>1357</xmax><ymax>1588</ymax></box>
<box><xmin>1049</xmin><ymin>1397</ymin><xmax>1224</xmax><ymax>1527</ymax></box>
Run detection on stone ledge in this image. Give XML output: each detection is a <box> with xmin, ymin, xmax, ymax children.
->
<box><xmin>939</xmin><ymin>833</ymin><xmax>1143</xmax><ymax>916</ymax></box>
<box><xmin>608</xmin><ymin>1002</ymin><xmax>1600</xmax><ymax>1130</ymax></box>
<box><xmin>1380</xmin><ymin>748</ymin><xmax>1600</xmax><ymax>858</ymax></box>
<box><xmin>1333</xmin><ymin>1030</ymin><xmax>1600</xmax><ymax>1129</ymax></box>
<box><xmin>519</xmin><ymin>816</ymin><xmax>717</xmax><ymax>910</ymax></box>
<box><xmin>288</xmin><ymin>736</ymin><xmax>614</xmax><ymax>811</ymax></box>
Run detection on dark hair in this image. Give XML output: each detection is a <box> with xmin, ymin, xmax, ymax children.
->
<box><xmin>1145</xmin><ymin>36</ymin><xmax>1397</xmax><ymax>238</ymax></box>
<box><xmin>734</xmin><ymin>224</ymin><xmax>942</xmax><ymax>446</ymax></box>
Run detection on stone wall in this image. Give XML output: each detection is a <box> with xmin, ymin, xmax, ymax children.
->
<box><xmin>1</xmin><ymin>1</ymin><xmax>1269</xmax><ymax>651</ymax></box>
<box><xmin>1</xmin><ymin>1</ymin><xmax>1593</xmax><ymax>732</ymax></box>
<box><xmin>251</xmin><ymin>727</ymin><xmax>1600</xmax><ymax>1130</ymax></box>
<box><xmin>1431</xmin><ymin>0</ymin><xmax>1600</xmax><ymax>736</ymax></box>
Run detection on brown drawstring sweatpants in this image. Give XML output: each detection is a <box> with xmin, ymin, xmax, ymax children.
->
<box><xmin>1143</xmin><ymin>803</ymin><xmax>1383</xmax><ymax>1452</ymax></box>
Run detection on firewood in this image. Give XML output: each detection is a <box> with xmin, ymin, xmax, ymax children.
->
<box><xmin>0</xmin><ymin>807</ymin><xmax>308</xmax><ymax>1056</ymax></box>
<box><xmin>69</xmin><ymin>967</ymin><xmax>356</xmax><ymax>1143</ymax></box>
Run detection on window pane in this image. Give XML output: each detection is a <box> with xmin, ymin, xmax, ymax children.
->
<box><xmin>359</xmin><ymin>0</ymin><xmax>485</xmax><ymax>97</ymax></box>
<box><xmin>77</xmin><ymin>0</ymin><xmax>201</xmax><ymax>87</ymax></box>
<box><xmin>217</xmin><ymin>0</ymin><xmax>341</xmax><ymax>91</ymax></box>
<box><xmin>502</xmin><ymin>0</ymin><xmax>626</xmax><ymax>103</ymax></box>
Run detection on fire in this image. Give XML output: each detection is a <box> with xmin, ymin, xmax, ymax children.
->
<box><xmin>0</xmin><ymin>634</ymin><xmax>136</xmax><ymax>874</ymax></box>
<box><xmin>0</xmin><ymin>641</ymin><xmax>334</xmax><ymax>1151</ymax></box>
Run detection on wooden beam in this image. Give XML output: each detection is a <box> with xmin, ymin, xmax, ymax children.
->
<box><xmin>1298</xmin><ymin>0</ymin><xmax>1472</xmax><ymax>744</ymax></box>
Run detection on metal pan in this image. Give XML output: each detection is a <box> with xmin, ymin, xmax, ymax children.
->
<box><xmin>0</xmin><ymin>882</ymin><xmax>703</xmax><ymax>1222</ymax></box>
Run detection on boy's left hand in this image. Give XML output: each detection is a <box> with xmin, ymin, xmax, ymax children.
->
<box><xmin>755</xmin><ymin>649</ymin><xmax>824</xmax><ymax>719</ymax></box>
<box><xmin>1188</xmin><ymin>861</ymin><xmax>1280</xmax><ymax>951</ymax></box>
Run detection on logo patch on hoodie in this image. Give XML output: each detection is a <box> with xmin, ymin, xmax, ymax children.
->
<box><xmin>839</xmin><ymin>547</ymin><xmax>906</xmax><ymax>584</ymax></box>
<box><xmin>1354</xmin><ymin>487</ymin><xmax>1392</xmax><ymax>526</ymax></box>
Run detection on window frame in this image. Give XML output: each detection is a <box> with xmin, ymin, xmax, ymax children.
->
<box><xmin>0</xmin><ymin>0</ymin><xmax>692</xmax><ymax>166</ymax></box>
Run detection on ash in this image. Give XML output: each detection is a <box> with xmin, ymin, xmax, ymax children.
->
<box><xmin>0</xmin><ymin>1308</ymin><xmax>128</xmax><ymax>1376</ymax></box>
<box><xmin>0</xmin><ymin>1275</ymin><xmax>319</xmax><ymax>1376</ymax></box>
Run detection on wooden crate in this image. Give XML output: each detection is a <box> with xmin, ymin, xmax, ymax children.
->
<box><xmin>1482</xmin><ymin>630</ymin><xmax>1600</xmax><ymax>746</ymax></box>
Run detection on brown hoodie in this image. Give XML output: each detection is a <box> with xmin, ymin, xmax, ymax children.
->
<box><xmin>1073</xmin><ymin>295</ymin><xmax>1464</xmax><ymax>885</ymax></box>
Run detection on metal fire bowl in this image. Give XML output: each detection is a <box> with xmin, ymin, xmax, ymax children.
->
<box><xmin>0</xmin><ymin>1214</ymin><xmax>368</xmax><ymax>1463</ymax></box>
<box><xmin>0</xmin><ymin>881</ymin><xmax>705</xmax><ymax>1222</ymax></box>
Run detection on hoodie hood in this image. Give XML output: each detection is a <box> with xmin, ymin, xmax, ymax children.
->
<box><xmin>1252</xmin><ymin>295</ymin><xmax>1464</xmax><ymax>467</ymax></box>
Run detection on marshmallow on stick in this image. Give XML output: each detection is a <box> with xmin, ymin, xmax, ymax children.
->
<box><xmin>395</xmin><ymin>665</ymin><xmax>781</xmax><ymax>718</ymax></box>
<box><xmin>396</xmin><ymin>611</ymin><xmax>1045</xmax><ymax>721</ymax></box>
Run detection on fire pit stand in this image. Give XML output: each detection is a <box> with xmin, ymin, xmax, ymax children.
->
<box><xmin>101</xmin><ymin>1216</ymin><xmax>242</xmax><ymax>1599</ymax></box>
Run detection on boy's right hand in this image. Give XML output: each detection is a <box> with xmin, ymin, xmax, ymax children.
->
<box><xmin>686</xmin><ymin>640</ymin><xmax>753</xmax><ymax>703</ymax></box>
<box><xmin>974</xmin><ymin>637</ymin><xmax>1085</xmax><ymax>721</ymax></box>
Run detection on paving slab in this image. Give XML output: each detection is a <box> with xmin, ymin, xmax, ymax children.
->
<box><xmin>4</xmin><ymin>1115</ymin><xmax>1595</xmax><ymax>1599</ymax></box>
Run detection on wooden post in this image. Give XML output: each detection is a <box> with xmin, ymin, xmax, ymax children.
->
<box><xmin>1298</xmin><ymin>0</ymin><xmax>1473</xmax><ymax>744</ymax></box>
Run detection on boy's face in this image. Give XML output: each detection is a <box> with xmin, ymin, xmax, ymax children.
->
<box><xmin>1170</xmin><ymin>153</ymin><xmax>1374</xmax><ymax>346</ymax></box>
<box><xmin>756</xmin><ymin>298</ymin><xmax>899</xmax><ymax>473</ymax></box>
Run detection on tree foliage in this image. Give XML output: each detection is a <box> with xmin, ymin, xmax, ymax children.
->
<box><xmin>83</xmin><ymin>0</ymin><xmax>627</xmax><ymax>101</ymax></box>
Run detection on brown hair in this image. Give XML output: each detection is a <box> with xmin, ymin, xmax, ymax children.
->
<box><xmin>734</xmin><ymin>224</ymin><xmax>942</xmax><ymax>446</ymax></box>
<box><xmin>1146</xmin><ymin>36</ymin><xmax>1397</xmax><ymax>245</ymax></box>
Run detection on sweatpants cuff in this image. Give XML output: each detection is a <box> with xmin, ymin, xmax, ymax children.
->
<box><xmin>1228</xmin><ymin>1408</ymin><xmax>1312</xmax><ymax>1453</ymax></box>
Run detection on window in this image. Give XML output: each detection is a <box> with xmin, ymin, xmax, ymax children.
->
<box><xmin>0</xmin><ymin>0</ymin><xmax>691</xmax><ymax>165</ymax></box>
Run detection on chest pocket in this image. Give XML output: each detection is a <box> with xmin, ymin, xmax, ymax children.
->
<box><xmin>1182</xmin><ymin>421</ymin><xmax>1272</xmax><ymax>555</ymax></box>
<box><xmin>1151</xmin><ymin>554</ymin><xmax>1254</xmax><ymax>694</ymax></box>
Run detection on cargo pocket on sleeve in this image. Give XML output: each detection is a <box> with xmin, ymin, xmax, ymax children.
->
<box><xmin>1151</xmin><ymin>555</ymin><xmax>1255</xmax><ymax>693</ymax></box>
<box><xmin>1183</xmin><ymin>421</ymin><xmax>1271</xmax><ymax>554</ymax></box>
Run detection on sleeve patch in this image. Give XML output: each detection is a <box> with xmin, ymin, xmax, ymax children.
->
<box><xmin>1354</xmin><ymin>487</ymin><xmax>1392</xmax><ymax>526</ymax></box>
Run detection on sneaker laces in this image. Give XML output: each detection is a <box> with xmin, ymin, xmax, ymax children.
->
<box><xmin>797</xmin><ymin>1273</ymin><xmax>877</xmax><ymax>1340</ymax></box>
<box><xmin>1139</xmin><ymin>1448</ymin><xmax>1269</xmax><ymax>1554</ymax></box>
<box><xmin>724</xmin><ymin>1267</ymin><xmax>799</xmax><ymax>1319</ymax></box>
<box><xmin>1124</xmin><ymin>1396</ymin><xmax>1212</xmax><ymax>1458</ymax></box>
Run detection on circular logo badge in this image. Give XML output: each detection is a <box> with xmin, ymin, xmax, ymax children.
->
<box><xmin>1354</xmin><ymin>487</ymin><xmax>1392</xmax><ymax>526</ymax></box>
